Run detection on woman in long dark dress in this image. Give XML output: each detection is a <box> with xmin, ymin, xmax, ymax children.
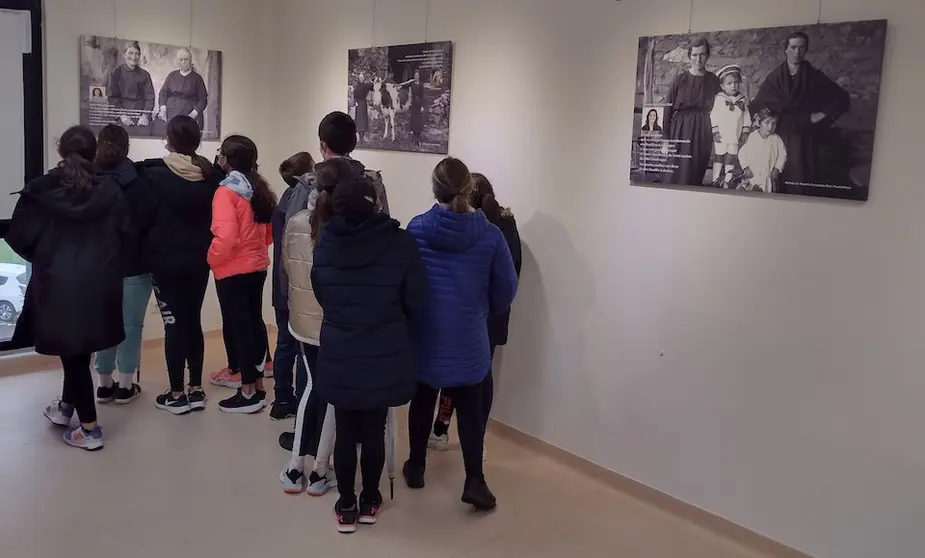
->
<box><xmin>400</xmin><ymin>70</ymin><xmax>426</xmax><ymax>146</ymax></box>
<box><xmin>353</xmin><ymin>72</ymin><xmax>374</xmax><ymax>143</ymax></box>
<box><xmin>107</xmin><ymin>41</ymin><xmax>155</xmax><ymax>136</ymax></box>
<box><xmin>661</xmin><ymin>38</ymin><xmax>720</xmax><ymax>186</ymax></box>
<box><xmin>157</xmin><ymin>47</ymin><xmax>209</xmax><ymax>130</ymax></box>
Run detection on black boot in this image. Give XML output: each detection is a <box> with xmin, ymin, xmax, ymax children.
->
<box><xmin>402</xmin><ymin>460</ymin><xmax>425</xmax><ymax>489</ymax></box>
<box><xmin>278</xmin><ymin>431</ymin><xmax>294</xmax><ymax>451</ymax></box>
<box><xmin>462</xmin><ymin>477</ymin><xmax>497</xmax><ymax>511</ymax></box>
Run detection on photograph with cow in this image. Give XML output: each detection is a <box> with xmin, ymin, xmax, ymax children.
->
<box><xmin>629</xmin><ymin>20</ymin><xmax>887</xmax><ymax>202</ymax></box>
<box><xmin>348</xmin><ymin>40</ymin><xmax>453</xmax><ymax>155</ymax></box>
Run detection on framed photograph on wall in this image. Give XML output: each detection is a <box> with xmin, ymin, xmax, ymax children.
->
<box><xmin>630</xmin><ymin>20</ymin><xmax>887</xmax><ymax>201</ymax></box>
<box><xmin>348</xmin><ymin>41</ymin><xmax>454</xmax><ymax>155</ymax></box>
<box><xmin>79</xmin><ymin>35</ymin><xmax>223</xmax><ymax>140</ymax></box>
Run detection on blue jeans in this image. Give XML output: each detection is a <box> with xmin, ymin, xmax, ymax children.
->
<box><xmin>95</xmin><ymin>274</ymin><xmax>153</xmax><ymax>376</ymax></box>
<box><xmin>273</xmin><ymin>305</ymin><xmax>306</xmax><ymax>403</ymax></box>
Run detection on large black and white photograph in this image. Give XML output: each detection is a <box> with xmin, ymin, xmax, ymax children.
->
<box><xmin>79</xmin><ymin>35</ymin><xmax>223</xmax><ymax>139</ymax></box>
<box><xmin>348</xmin><ymin>41</ymin><xmax>453</xmax><ymax>155</ymax></box>
<box><xmin>630</xmin><ymin>20</ymin><xmax>887</xmax><ymax>201</ymax></box>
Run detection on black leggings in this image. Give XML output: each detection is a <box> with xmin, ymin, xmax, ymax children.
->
<box><xmin>293</xmin><ymin>343</ymin><xmax>326</xmax><ymax>458</ymax></box>
<box><xmin>215</xmin><ymin>271</ymin><xmax>268</xmax><ymax>385</ymax></box>
<box><xmin>222</xmin><ymin>310</ymin><xmax>271</xmax><ymax>371</ymax></box>
<box><xmin>61</xmin><ymin>354</ymin><xmax>96</xmax><ymax>424</ymax></box>
<box><xmin>433</xmin><ymin>345</ymin><xmax>496</xmax><ymax>436</ymax></box>
<box><xmin>152</xmin><ymin>268</ymin><xmax>209</xmax><ymax>392</ymax></box>
<box><xmin>334</xmin><ymin>407</ymin><xmax>388</xmax><ymax>507</ymax></box>
<box><xmin>409</xmin><ymin>381</ymin><xmax>485</xmax><ymax>481</ymax></box>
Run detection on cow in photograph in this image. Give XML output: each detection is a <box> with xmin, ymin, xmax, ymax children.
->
<box><xmin>371</xmin><ymin>77</ymin><xmax>412</xmax><ymax>141</ymax></box>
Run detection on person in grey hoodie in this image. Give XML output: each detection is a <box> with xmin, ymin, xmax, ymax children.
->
<box><xmin>92</xmin><ymin>125</ymin><xmax>155</xmax><ymax>406</ymax></box>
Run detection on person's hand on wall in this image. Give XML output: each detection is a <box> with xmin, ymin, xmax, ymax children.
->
<box><xmin>119</xmin><ymin>114</ymin><xmax>133</xmax><ymax>127</ymax></box>
<box><xmin>810</xmin><ymin>112</ymin><xmax>826</xmax><ymax>124</ymax></box>
<box><xmin>138</xmin><ymin>114</ymin><xmax>150</xmax><ymax>127</ymax></box>
<box><xmin>159</xmin><ymin>106</ymin><xmax>168</xmax><ymax>121</ymax></box>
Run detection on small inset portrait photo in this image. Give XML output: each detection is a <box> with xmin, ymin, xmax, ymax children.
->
<box><xmin>89</xmin><ymin>86</ymin><xmax>107</xmax><ymax>101</ymax></box>
<box><xmin>641</xmin><ymin>106</ymin><xmax>664</xmax><ymax>133</ymax></box>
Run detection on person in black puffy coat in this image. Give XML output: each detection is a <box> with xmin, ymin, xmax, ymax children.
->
<box><xmin>310</xmin><ymin>175</ymin><xmax>428</xmax><ymax>533</ymax></box>
<box><xmin>6</xmin><ymin>125</ymin><xmax>131</xmax><ymax>451</ymax></box>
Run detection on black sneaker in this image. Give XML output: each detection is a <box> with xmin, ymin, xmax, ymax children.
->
<box><xmin>462</xmin><ymin>477</ymin><xmax>497</xmax><ymax>511</ymax></box>
<box><xmin>96</xmin><ymin>382</ymin><xmax>119</xmax><ymax>404</ymax></box>
<box><xmin>218</xmin><ymin>389</ymin><xmax>264</xmax><ymax>414</ymax></box>
<box><xmin>359</xmin><ymin>491</ymin><xmax>383</xmax><ymax>524</ymax></box>
<box><xmin>269</xmin><ymin>400</ymin><xmax>296</xmax><ymax>421</ymax></box>
<box><xmin>402</xmin><ymin>460</ymin><xmax>425</xmax><ymax>489</ymax></box>
<box><xmin>279</xmin><ymin>431</ymin><xmax>295</xmax><ymax>451</ymax></box>
<box><xmin>188</xmin><ymin>388</ymin><xmax>207</xmax><ymax>411</ymax></box>
<box><xmin>114</xmin><ymin>383</ymin><xmax>142</xmax><ymax>405</ymax></box>
<box><xmin>257</xmin><ymin>389</ymin><xmax>267</xmax><ymax>401</ymax></box>
<box><xmin>155</xmin><ymin>390</ymin><xmax>191</xmax><ymax>415</ymax></box>
<box><xmin>333</xmin><ymin>499</ymin><xmax>359</xmax><ymax>534</ymax></box>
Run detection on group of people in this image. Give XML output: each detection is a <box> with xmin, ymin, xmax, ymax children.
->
<box><xmin>661</xmin><ymin>31</ymin><xmax>850</xmax><ymax>194</ymax></box>
<box><xmin>5</xmin><ymin>109</ymin><xmax>522</xmax><ymax>533</ymax></box>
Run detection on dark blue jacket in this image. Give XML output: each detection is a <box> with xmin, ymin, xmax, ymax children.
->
<box><xmin>271</xmin><ymin>185</ymin><xmax>298</xmax><ymax>309</ymax></box>
<box><xmin>96</xmin><ymin>158</ymin><xmax>154</xmax><ymax>278</ymax></box>
<box><xmin>407</xmin><ymin>204</ymin><xmax>518</xmax><ymax>389</ymax></box>
<box><xmin>311</xmin><ymin>212</ymin><xmax>428</xmax><ymax>410</ymax></box>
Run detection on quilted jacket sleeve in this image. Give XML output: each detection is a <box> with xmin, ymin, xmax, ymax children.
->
<box><xmin>488</xmin><ymin>228</ymin><xmax>518</xmax><ymax>316</ymax></box>
<box><xmin>207</xmin><ymin>187</ymin><xmax>239</xmax><ymax>269</ymax></box>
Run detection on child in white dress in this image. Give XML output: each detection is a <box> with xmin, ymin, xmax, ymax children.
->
<box><xmin>710</xmin><ymin>65</ymin><xmax>750</xmax><ymax>188</ymax></box>
<box><xmin>738</xmin><ymin>109</ymin><xmax>787</xmax><ymax>193</ymax></box>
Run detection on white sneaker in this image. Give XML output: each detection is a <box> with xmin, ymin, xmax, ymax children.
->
<box><xmin>428</xmin><ymin>433</ymin><xmax>449</xmax><ymax>451</ymax></box>
<box><xmin>43</xmin><ymin>400</ymin><xmax>75</xmax><ymax>427</ymax></box>
<box><xmin>307</xmin><ymin>471</ymin><xmax>337</xmax><ymax>496</ymax></box>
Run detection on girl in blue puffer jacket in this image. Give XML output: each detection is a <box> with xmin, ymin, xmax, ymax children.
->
<box><xmin>403</xmin><ymin>157</ymin><xmax>518</xmax><ymax>511</ymax></box>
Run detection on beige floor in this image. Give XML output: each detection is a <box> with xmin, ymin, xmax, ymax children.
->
<box><xmin>0</xmin><ymin>342</ymin><xmax>768</xmax><ymax>558</ymax></box>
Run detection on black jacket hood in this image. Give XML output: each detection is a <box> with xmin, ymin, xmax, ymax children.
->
<box><xmin>97</xmin><ymin>158</ymin><xmax>139</xmax><ymax>189</ymax></box>
<box><xmin>22</xmin><ymin>171</ymin><xmax>121</xmax><ymax>221</ymax></box>
<box><xmin>141</xmin><ymin>158</ymin><xmax>219</xmax><ymax>216</ymax></box>
<box><xmin>318</xmin><ymin>213</ymin><xmax>400</xmax><ymax>269</ymax></box>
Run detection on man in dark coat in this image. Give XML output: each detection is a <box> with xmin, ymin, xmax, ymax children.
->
<box><xmin>310</xmin><ymin>177</ymin><xmax>428</xmax><ymax>532</ymax></box>
<box><xmin>750</xmin><ymin>31</ymin><xmax>850</xmax><ymax>195</ymax></box>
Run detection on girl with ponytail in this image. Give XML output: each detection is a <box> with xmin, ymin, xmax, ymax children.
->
<box><xmin>403</xmin><ymin>157</ymin><xmax>518</xmax><ymax>512</ymax></box>
<box><xmin>429</xmin><ymin>172</ymin><xmax>523</xmax><ymax>452</ymax></box>
<box><xmin>6</xmin><ymin>125</ymin><xmax>131</xmax><ymax>450</ymax></box>
<box><xmin>210</xmin><ymin>134</ymin><xmax>277</xmax><ymax>414</ymax></box>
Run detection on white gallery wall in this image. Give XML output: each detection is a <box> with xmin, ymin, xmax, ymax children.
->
<box><xmin>270</xmin><ymin>0</ymin><xmax>924</xmax><ymax>557</ymax></box>
<box><xmin>43</xmin><ymin>0</ymin><xmax>281</xmax><ymax>338</ymax></box>
<box><xmin>36</xmin><ymin>0</ymin><xmax>925</xmax><ymax>555</ymax></box>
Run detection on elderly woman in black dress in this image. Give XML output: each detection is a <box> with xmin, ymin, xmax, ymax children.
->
<box><xmin>398</xmin><ymin>69</ymin><xmax>425</xmax><ymax>146</ymax></box>
<box><xmin>353</xmin><ymin>72</ymin><xmax>374</xmax><ymax>143</ymax></box>
<box><xmin>662</xmin><ymin>37</ymin><xmax>721</xmax><ymax>186</ymax></box>
<box><xmin>157</xmin><ymin>47</ymin><xmax>209</xmax><ymax>130</ymax></box>
<box><xmin>107</xmin><ymin>41</ymin><xmax>155</xmax><ymax>135</ymax></box>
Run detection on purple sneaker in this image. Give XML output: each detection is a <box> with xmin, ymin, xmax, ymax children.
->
<box><xmin>62</xmin><ymin>425</ymin><xmax>104</xmax><ymax>451</ymax></box>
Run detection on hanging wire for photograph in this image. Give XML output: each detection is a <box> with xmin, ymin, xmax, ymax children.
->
<box><xmin>424</xmin><ymin>0</ymin><xmax>430</xmax><ymax>42</ymax></box>
<box><xmin>687</xmin><ymin>0</ymin><xmax>694</xmax><ymax>33</ymax></box>
<box><xmin>371</xmin><ymin>0</ymin><xmax>377</xmax><ymax>47</ymax></box>
<box><xmin>817</xmin><ymin>0</ymin><xmax>824</xmax><ymax>24</ymax></box>
<box><xmin>188</xmin><ymin>0</ymin><xmax>195</xmax><ymax>47</ymax></box>
<box><xmin>112</xmin><ymin>0</ymin><xmax>118</xmax><ymax>38</ymax></box>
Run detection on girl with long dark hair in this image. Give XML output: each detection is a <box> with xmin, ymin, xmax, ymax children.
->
<box><xmin>6</xmin><ymin>125</ymin><xmax>131</xmax><ymax>450</ymax></box>
<box><xmin>142</xmin><ymin>115</ymin><xmax>220</xmax><ymax>415</ymax></box>
<box><xmin>210</xmin><ymin>135</ymin><xmax>277</xmax><ymax>414</ymax></box>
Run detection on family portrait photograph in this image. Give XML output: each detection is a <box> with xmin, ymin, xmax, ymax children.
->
<box><xmin>629</xmin><ymin>20</ymin><xmax>888</xmax><ymax>201</ymax></box>
<box><xmin>79</xmin><ymin>35</ymin><xmax>223</xmax><ymax>140</ymax></box>
<box><xmin>348</xmin><ymin>40</ymin><xmax>454</xmax><ymax>155</ymax></box>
